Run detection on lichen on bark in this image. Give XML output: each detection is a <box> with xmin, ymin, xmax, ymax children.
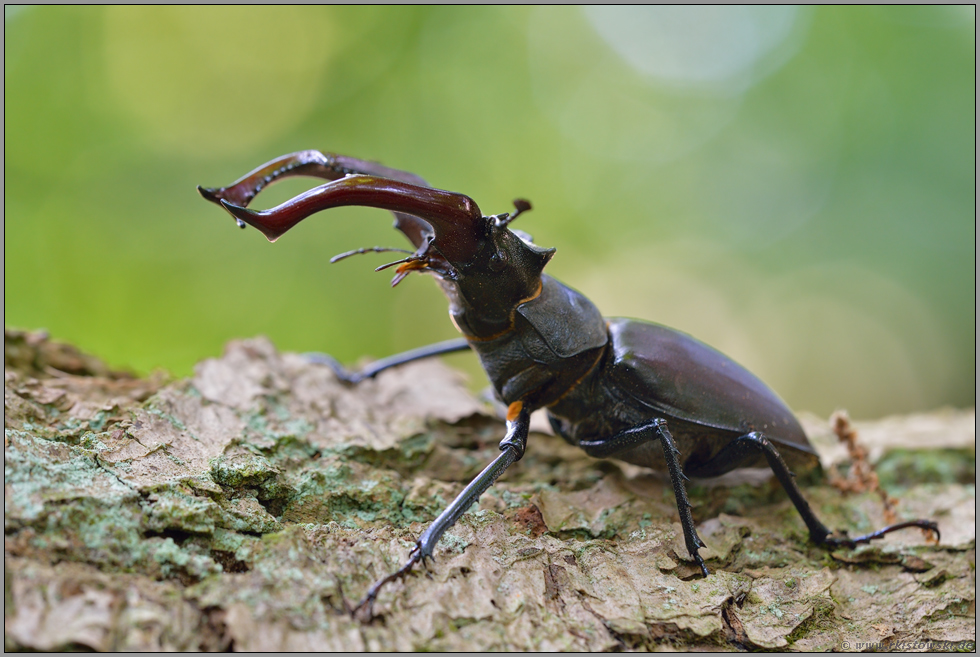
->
<box><xmin>4</xmin><ymin>329</ymin><xmax>975</xmax><ymax>651</ymax></box>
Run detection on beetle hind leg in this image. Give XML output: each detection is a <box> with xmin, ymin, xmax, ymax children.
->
<box><xmin>690</xmin><ymin>432</ymin><xmax>940</xmax><ymax>548</ymax></box>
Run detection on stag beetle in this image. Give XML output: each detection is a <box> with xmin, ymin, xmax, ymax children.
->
<box><xmin>199</xmin><ymin>151</ymin><xmax>939</xmax><ymax>616</ymax></box>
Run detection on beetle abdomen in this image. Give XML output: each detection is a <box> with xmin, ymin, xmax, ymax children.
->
<box><xmin>548</xmin><ymin>318</ymin><xmax>818</xmax><ymax>476</ymax></box>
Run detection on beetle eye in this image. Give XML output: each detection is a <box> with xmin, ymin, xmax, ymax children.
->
<box><xmin>489</xmin><ymin>250</ymin><xmax>509</xmax><ymax>272</ymax></box>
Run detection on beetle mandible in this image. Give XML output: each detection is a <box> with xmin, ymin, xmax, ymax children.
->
<box><xmin>199</xmin><ymin>150</ymin><xmax>939</xmax><ymax>617</ymax></box>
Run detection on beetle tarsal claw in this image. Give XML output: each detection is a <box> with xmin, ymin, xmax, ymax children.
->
<box><xmin>351</xmin><ymin>547</ymin><xmax>425</xmax><ymax>621</ymax></box>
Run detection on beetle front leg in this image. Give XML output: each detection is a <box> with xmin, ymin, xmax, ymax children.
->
<box><xmin>353</xmin><ymin>402</ymin><xmax>532</xmax><ymax>621</ymax></box>
<box><xmin>305</xmin><ymin>337</ymin><xmax>471</xmax><ymax>385</ymax></box>
<box><xmin>579</xmin><ymin>419</ymin><xmax>709</xmax><ymax>576</ymax></box>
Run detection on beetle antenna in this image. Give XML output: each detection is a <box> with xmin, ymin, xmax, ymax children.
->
<box><xmin>497</xmin><ymin>198</ymin><xmax>532</xmax><ymax>227</ymax></box>
<box><xmin>330</xmin><ymin>246</ymin><xmax>413</xmax><ymax>264</ymax></box>
<box><xmin>375</xmin><ymin>255</ymin><xmax>418</xmax><ymax>272</ymax></box>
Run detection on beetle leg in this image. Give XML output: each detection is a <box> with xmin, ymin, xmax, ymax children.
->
<box><xmin>825</xmin><ymin>519</ymin><xmax>941</xmax><ymax>547</ymax></box>
<box><xmin>305</xmin><ymin>337</ymin><xmax>471</xmax><ymax>385</ymax></box>
<box><xmin>353</xmin><ymin>403</ymin><xmax>532</xmax><ymax>621</ymax></box>
<box><xmin>578</xmin><ymin>422</ymin><xmax>657</xmax><ymax>459</ymax></box>
<box><xmin>579</xmin><ymin>419</ymin><xmax>709</xmax><ymax>576</ymax></box>
<box><xmin>690</xmin><ymin>432</ymin><xmax>940</xmax><ymax>547</ymax></box>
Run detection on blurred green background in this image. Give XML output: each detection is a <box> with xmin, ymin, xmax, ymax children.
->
<box><xmin>5</xmin><ymin>6</ymin><xmax>975</xmax><ymax>419</ymax></box>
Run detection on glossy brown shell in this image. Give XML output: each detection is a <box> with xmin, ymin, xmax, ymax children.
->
<box><xmin>604</xmin><ymin>318</ymin><xmax>818</xmax><ymax>473</ymax></box>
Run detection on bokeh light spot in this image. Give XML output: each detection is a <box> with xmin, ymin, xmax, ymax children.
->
<box><xmin>102</xmin><ymin>6</ymin><xmax>335</xmax><ymax>157</ymax></box>
<box><xmin>529</xmin><ymin>8</ymin><xmax>742</xmax><ymax>164</ymax></box>
<box><xmin>583</xmin><ymin>6</ymin><xmax>802</xmax><ymax>90</ymax></box>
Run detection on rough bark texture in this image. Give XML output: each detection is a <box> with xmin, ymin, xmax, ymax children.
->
<box><xmin>4</xmin><ymin>329</ymin><xmax>976</xmax><ymax>651</ymax></box>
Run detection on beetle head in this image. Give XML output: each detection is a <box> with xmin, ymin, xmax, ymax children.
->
<box><xmin>438</xmin><ymin>210</ymin><xmax>555</xmax><ymax>338</ymax></box>
<box><xmin>376</xmin><ymin>198</ymin><xmax>555</xmax><ymax>338</ymax></box>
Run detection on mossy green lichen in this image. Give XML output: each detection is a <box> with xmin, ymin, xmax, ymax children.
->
<box><xmin>141</xmin><ymin>489</ymin><xmax>220</xmax><ymax>535</ymax></box>
<box><xmin>209</xmin><ymin>452</ymin><xmax>279</xmax><ymax>489</ymax></box>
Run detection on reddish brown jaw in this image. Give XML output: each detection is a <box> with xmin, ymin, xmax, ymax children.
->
<box><xmin>197</xmin><ymin>150</ymin><xmax>427</xmax><ymax>208</ymax></box>
<box><xmin>213</xmin><ymin>175</ymin><xmax>487</xmax><ymax>263</ymax></box>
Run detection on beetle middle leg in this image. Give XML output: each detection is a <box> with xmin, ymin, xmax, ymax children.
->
<box><xmin>354</xmin><ymin>403</ymin><xmax>532</xmax><ymax>620</ymax></box>
<box><xmin>686</xmin><ymin>432</ymin><xmax>940</xmax><ymax>548</ymax></box>
<box><xmin>579</xmin><ymin>419</ymin><xmax>710</xmax><ymax>576</ymax></box>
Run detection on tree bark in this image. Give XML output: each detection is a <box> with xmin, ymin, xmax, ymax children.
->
<box><xmin>4</xmin><ymin>329</ymin><xmax>975</xmax><ymax>651</ymax></box>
